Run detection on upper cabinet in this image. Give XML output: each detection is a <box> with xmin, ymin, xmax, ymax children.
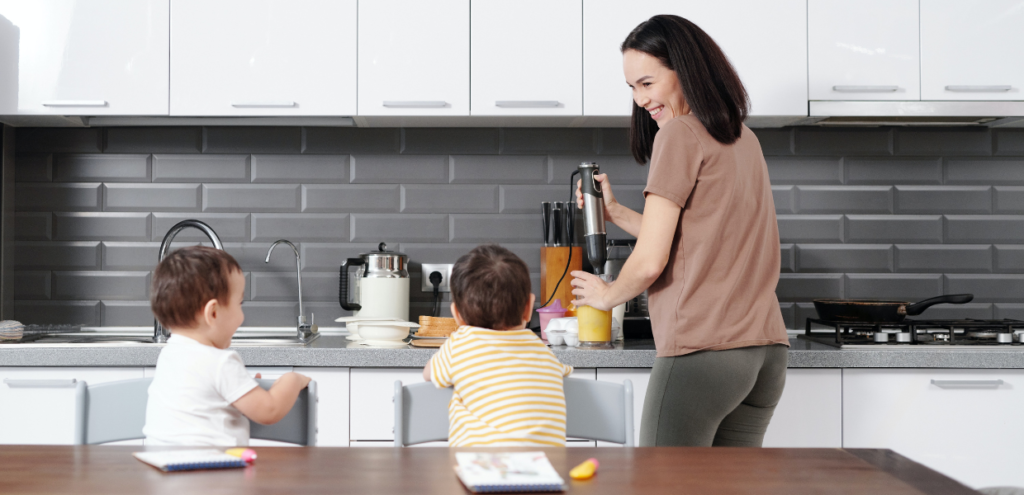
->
<box><xmin>583</xmin><ymin>0</ymin><xmax>808</xmax><ymax>117</ymax></box>
<box><xmin>170</xmin><ymin>0</ymin><xmax>356</xmax><ymax>116</ymax></box>
<box><xmin>470</xmin><ymin>0</ymin><xmax>582</xmax><ymax>116</ymax></box>
<box><xmin>359</xmin><ymin>0</ymin><xmax>469</xmax><ymax>116</ymax></box>
<box><xmin>921</xmin><ymin>0</ymin><xmax>1024</xmax><ymax>101</ymax></box>
<box><xmin>808</xmin><ymin>0</ymin><xmax>919</xmax><ymax>101</ymax></box>
<box><xmin>0</xmin><ymin>0</ymin><xmax>169</xmax><ymax>116</ymax></box>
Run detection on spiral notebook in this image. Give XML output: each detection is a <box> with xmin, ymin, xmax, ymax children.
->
<box><xmin>133</xmin><ymin>449</ymin><xmax>247</xmax><ymax>472</ymax></box>
<box><xmin>454</xmin><ymin>452</ymin><xmax>566</xmax><ymax>493</ymax></box>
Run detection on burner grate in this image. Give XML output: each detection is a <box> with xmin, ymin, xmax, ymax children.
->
<box><xmin>803</xmin><ymin>318</ymin><xmax>1024</xmax><ymax>347</ymax></box>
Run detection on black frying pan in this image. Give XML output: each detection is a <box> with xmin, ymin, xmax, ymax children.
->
<box><xmin>812</xmin><ymin>294</ymin><xmax>974</xmax><ymax>322</ymax></box>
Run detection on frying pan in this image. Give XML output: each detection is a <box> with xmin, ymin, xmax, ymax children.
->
<box><xmin>812</xmin><ymin>294</ymin><xmax>974</xmax><ymax>322</ymax></box>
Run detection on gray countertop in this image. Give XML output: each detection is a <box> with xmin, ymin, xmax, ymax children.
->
<box><xmin>4</xmin><ymin>336</ymin><xmax>1024</xmax><ymax>368</ymax></box>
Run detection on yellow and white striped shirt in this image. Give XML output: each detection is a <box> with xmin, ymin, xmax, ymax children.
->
<box><xmin>429</xmin><ymin>326</ymin><xmax>573</xmax><ymax>447</ymax></box>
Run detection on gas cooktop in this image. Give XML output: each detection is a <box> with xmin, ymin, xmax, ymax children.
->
<box><xmin>799</xmin><ymin>318</ymin><xmax>1024</xmax><ymax>349</ymax></box>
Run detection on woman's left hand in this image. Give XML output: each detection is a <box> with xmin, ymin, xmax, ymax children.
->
<box><xmin>570</xmin><ymin>270</ymin><xmax>613</xmax><ymax>311</ymax></box>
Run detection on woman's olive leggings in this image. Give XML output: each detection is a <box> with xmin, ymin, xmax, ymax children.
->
<box><xmin>639</xmin><ymin>344</ymin><xmax>788</xmax><ymax>447</ymax></box>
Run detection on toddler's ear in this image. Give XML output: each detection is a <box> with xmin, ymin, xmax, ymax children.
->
<box><xmin>522</xmin><ymin>293</ymin><xmax>536</xmax><ymax>323</ymax></box>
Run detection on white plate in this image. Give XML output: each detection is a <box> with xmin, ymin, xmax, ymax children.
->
<box><xmin>410</xmin><ymin>335</ymin><xmax>448</xmax><ymax>340</ymax></box>
<box><xmin>359</xmin><ymin>340</ymin><xmax>410</xmax><ymax>348</ymax></box>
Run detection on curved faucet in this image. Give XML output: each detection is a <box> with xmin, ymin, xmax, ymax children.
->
<box><xmin>154</xmin><ymin>219</ymin><xmax>224</xmax><ymax>342</ymax></box>
<box><xmin>265</xmin><ymin>239</ymin><xmax>317</xmax><ymax>342</ymax></box>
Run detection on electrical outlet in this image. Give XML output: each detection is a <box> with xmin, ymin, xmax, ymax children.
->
<box><xmin>421</xmin><ymin>264</ymin><xmax>453</xmax><ymax>292</ymax></box>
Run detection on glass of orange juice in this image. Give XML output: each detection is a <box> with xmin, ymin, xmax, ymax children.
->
<box><xmin>577</xmin><ymin>305</ymin><xmax>612</xmax><ymax>347</ymax></box>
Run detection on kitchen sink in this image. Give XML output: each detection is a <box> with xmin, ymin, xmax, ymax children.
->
<box><xmin>1</xmin><ymin>331</ymin><xmax>318</xmax><ymax>347</ymax></box>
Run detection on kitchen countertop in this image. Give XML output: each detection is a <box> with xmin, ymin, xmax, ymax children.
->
<box><xmin>4</xmin><ymin>334</ymin><xmax>1024</xmax><ymax>368</ymax></box>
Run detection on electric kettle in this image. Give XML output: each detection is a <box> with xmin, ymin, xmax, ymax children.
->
<box><xmin>339</xmin><ymin>242</ymin><xmax>410</xmax><ymax>321</ymax></box>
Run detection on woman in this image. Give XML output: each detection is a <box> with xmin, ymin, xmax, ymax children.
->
<box><xmin>571</xmin><ymin>14</ymin><xmax>789</xmax><ymax>447</ymax></box>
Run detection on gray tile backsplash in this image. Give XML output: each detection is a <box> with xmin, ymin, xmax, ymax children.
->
<box><xmin>11</xmin><ymin>126</ymin><xmax>1024</xmax><ymax>328</ymax></box>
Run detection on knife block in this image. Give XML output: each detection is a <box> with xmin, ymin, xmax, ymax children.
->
<box><xmin>540</xmin><ymin>246</ymin><xmax>582</xmax><ymax>312</ymax></box>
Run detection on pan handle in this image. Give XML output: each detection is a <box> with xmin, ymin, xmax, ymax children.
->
<box><xmin>904</xmin><ymin>294</ymin><xmax>974</xmax><ymax>316</ymax></box>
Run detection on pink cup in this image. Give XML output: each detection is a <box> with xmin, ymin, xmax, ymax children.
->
<box><xmin>537</xmin><ymin>299</ymin><xmax>568</xmax><ymax>341</ymax></box>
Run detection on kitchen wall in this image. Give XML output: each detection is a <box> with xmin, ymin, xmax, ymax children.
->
<box><xmin>10</xmin><ymin>125</ymin><xmax>1024</xmax><ymax>329</ymax></box>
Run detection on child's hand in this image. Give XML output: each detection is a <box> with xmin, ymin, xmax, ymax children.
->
<box><xmin>254</xmin><ymin>373</ymin><xmax>262</xmax><ymax>379</ymax></box>
<box><xmin>288</xmin><ymin>372</ymin><xmax>312</xmax><ymax>389</ymax></box>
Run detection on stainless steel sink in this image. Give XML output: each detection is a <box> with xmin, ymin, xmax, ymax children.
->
<box><xmin>2</xmin><ymin>331</ymin><xmax>318</xmax><ymax>347</ymax></box>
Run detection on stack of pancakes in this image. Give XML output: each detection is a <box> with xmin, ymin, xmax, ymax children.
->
<box><xmin>416</xmin><ymin>316</ymin><xmax>458</xmax><ymax>337</ymax></box>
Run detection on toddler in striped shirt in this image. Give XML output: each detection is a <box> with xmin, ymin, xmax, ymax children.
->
<box><xmin>424</xmin><ymin>244</ymin><xmax>573</xmax><ymax>447</ymax></box>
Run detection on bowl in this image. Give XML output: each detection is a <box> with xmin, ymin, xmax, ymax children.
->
<box><xmin>358</xmin><ymin>323</ymin><xmax>411</xmax><ymax>342</ymax></box>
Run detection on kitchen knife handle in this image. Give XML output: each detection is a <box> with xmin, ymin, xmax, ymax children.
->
<box><xmin>541</xmin><ymin>202</ymin><xmax>552</xmax><ymax>246</ymax></box>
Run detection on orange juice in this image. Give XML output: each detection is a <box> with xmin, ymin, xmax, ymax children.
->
<box><xmin>577</xmin><ymin>305</ymin><xmax>611</xmax><ymax>344</ymax></box>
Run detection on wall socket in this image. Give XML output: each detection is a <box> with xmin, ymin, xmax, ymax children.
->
<box><xmin>420</xmin><ymin>264</ymin><xmax>453</xmax><ymax>292</ymax></box>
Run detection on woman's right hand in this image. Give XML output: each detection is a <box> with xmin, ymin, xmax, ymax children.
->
<box><xmin>576</xmin><ymin>173</ymin><xmax>618</xmax><ymax>221</ymax></box>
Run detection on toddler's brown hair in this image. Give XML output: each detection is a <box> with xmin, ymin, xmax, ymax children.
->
<box><xmin>450</xmin><ymin>244</ymin><xmax>532</xmax><ymax>330</ymax></box>
<box><xmin>150</xmin><ymin>246</ymin><xmax>242</xmax><ymax>329</ymax></box>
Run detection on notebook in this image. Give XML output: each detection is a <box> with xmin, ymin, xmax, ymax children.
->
<box><xmin>133</xmin><ymin>449</ymin><xmax>248</xmax><ymax>472</ymax></box>
<box><xmin>454</xmin><ymin>452</ymin><xmax>566</xmax><ymax>493</ymax></box>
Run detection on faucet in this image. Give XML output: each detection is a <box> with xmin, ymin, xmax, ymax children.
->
<box><xmin>265</xmin><ymin>239</ymin><xmax>318</xmax><ymax>343</ymax></box>
<box><xmin>154</xmin><ymin>219</ymin><xmax>224</xmax><ymax>343</ymax></box>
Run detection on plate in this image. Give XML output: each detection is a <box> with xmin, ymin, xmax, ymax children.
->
<box><xmin>358</xmin><ymin>340</ymin><xmax>409</xmax><ymax>348</ymax></box>
<box><xmin>410</xmin><ymin>335</ymin><xmax>448</xmax><ymax>340</ymax></box>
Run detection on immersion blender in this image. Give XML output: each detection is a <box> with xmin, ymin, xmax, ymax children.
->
<box><xmin>576</xmin><ymin>162</ymin><xmax>612</xmax><ymax>347</ymax></box>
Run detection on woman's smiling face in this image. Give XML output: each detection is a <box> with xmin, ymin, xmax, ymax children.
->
<box><xmin>623</xmin><ymin>49</ymin><xmax>689</xmax><ymax>127</ymax></box>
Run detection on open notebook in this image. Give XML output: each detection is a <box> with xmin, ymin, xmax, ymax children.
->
<box><xmin>454</xmin><ymin>452</ymin><xmax>566</xmax><ymax>493</ymax></box>
<box><xmin>134</xmin><ymin>450</ymin><xmax>248</xmax><ymax>472</ymax></box>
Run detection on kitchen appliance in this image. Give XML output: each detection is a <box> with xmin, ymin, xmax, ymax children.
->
<box><xmin>339</xmin><ymin>242</ymin><xmax>410</xmax><ymax>322</ymax></box>
<box><xmin>801</xmin><ymin>317</ymin><xmax>1024</xmax><ymax>349</ymax></box>
<box><xmin>577</xmin><ymin>162</ymin><xmax>607</xmax><ymax>275</ymax></box>
<box><xmin>812</xmin><ymin>294</ymin><xmax>973</xmax><ymax>322</ymax></box>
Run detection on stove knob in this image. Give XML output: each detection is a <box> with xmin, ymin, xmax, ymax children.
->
<box><xmin>873</xmin><ymin>332</ymin><xmax>889</xmax><ymax>343</ymax></box>
<box><xmin>997</xmin><ymin>333</ymin><xmax>1014</xmax><ymax>344</ymax></box>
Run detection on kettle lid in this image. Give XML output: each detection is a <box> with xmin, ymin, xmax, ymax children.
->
<box><xmin>366</xmin><ymin>242</ymin><xmax>405</xmax><ymax>257</ymax></box>
<box><xmin>359</xmin><ymin>242</ymin><xmax>409</xmax><ymax>278</ymax></box>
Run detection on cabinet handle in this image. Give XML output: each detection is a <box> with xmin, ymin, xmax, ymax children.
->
<box><xmin>832</xmin><ymin>85</ymin><xmax>899</xmax><ymax>93</ymax></box>
<box><xmin>4</xmin><ymin>378</ymin><xmax>78</xmax><ymax>388</ymax></box>
<box><xmin>930</xmin><ymin>379</ymin><xmax>1004</xmax><ymax>389</ymax></box>
<box><xmin>231</xmin><ymin>101</ymin><xmax>296</xmax><ymax>108</ymax></box>
<box><xmin>495</xmin><ymin>101</ymin><xmax>561</xmax><ymax>108</ymax></box>
<box><xmin>41</xmin><ymin>100</ymin><xmax>107</xmax><ymax>107</ymax></box>
<box><xmin>944</xmin><ymin>85</ymin><xmax>1012</xmax><ymax>92</ymax></box>
<box><xmin>382</xmin><ymin>101</ymin><xmax>448</xmax><ymax>108</ymax></box>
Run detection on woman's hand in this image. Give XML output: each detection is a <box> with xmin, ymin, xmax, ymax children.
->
<box><xmin>575</xmin><ymin>173</ymin><xmax>618</xmax><ymax>221</ymax></box>
<box><xmin>569</xmin><ymin>270</ymin><xmax>613</xmax><ymax>311</ymax></box>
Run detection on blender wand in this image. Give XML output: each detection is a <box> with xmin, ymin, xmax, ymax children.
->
<box><xmin>578</xmin><ymin>162</ymin><xmax>607</xmax><ymax>274</ymax></box>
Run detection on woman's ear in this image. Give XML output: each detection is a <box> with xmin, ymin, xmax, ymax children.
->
<box><xmin>450</xmin><ymin>303</ymin><xmax>466</xmax><ymax>327</ymax></box>
<box><xmin>201</xmin><ymin>298</ymin><xmax>219</xmax><ymax>327</ymax></box>
<box><xmin>522</xmin><ymin>293</ymin><xmax>536</xmax><ymax>324</ymax></box>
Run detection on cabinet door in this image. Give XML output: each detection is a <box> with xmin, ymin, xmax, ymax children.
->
<box><xmin>583</xmin><ymin>0</ymin><xmax>807</xmax><ymax>116</ymax></box>
<box><xmin>808</xmin><ymin>0</ymin><xmax>919</xmax><ymax>101</ymax></box>
<box><xmin>350</xmin><ymin>368</ymin><xmax>424</xmax><ymax>441</ymax></box>
<box><xmin>170</xmin><ymin>0</ymin><xmax>357</xmax><ymax>116</ymax></box>
<box><xmin>358</xmin><ymin>0</ymin><xmax>469</xmax><ymax>116</ymax></box>
<box><xmin>921</xmin><ymin>0</ymin><xmax>1024</xmax><ymax>101</ymax></box>
<box><xmin>470</xmin><ymin>0</ymin><xmax>582</xmax><ymax>116</ymax></box>
<box><xmin>0</xmin><ymin>367</ymin><xmax>145</xmax><ymax>445</ymax></box>
<box><xmin>762</xmin><ymin>369</ymin><xmax>842</xmax><ymax>448</ymax></box>
<box><xmin>0</xmin><ymin>0</ymin><xmax>169</xmax><ymax>115</ymax></box>
<box><xmin>844</xmin><ymin>369</ymin><xmax>1024</xmax><ymax>489</ymax></box>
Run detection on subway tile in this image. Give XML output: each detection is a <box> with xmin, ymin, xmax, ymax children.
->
<box><xmin>152</xmin><ymin>155</ymin><xmax>249</xmax><ymax>183</ymax></box>
<box><xmin>780</xmin><ymin>244</ymin><xmax>795</xmax><ymax>273</ymax></box>
<box><xmin>796</xmin><ymin>244</ymin><xmax>892</xmax><ymax>273</ymax></box>
<box><xmin>399</xmin><ymin>243</ymin><xmax>541</xmax><ymax>273</ymax></box>
<box><xmin>53</xmin><ymin>271</ymin><xmax>151</xmax><ymax>300</ymax></box>
<box><xmin>946</xmin><ymin>157</ymin><xmax>1024</xmax><ymax>185</ymax></box>
<box><xmin>303</xmin><ymin>301</ymin><xmax>351</xmax><ymax>326</ymax></box>
<box><xmin>402</xmin><ymin>185</ymin><xmax>498</xmax><ymax>213</ymax></box>
<box><xmin>15</xmin><ymin>128</ymin><xmax>102</xmax><ymax>153</ymax></box>
<box><xmin>102</xmin><ymin>301</ymin><xmax>154</xmax><ymax>326</ymax></box>
<box><xmin>104</xmin><ymin>184</ymin><xmax>201</xmax><ymax>212</ymax></box>
<box><xmin>920</xmin><ymin>303</ymin><xmax>993</xmax><ymax>320</ymax></box>
<box><xmin>14</xmin><ymin>271</ymin><xmax>51</xmax><ymax>299</ymax></box>
<box><xmin>152</xmin><ymin>213</ymin><xmax>250</xmax><ymax>242</ymax></box>
<box><xmin>15</xmin><ymin>154</ymin><xmax>52</xmax><ymax>182</ymax></box>
<box><xmin>236</xmin><ymin>301</ymin><xmax>300</xmax><ymax>327</ymax></box>
<box><xmin>14</xmin><ymin>213</ymin><xmax>52</xmax><ymax>240</ymax></box>
<box><xmin>450</xmin><ymin>214</ymin><xmax>536</xmax><ymax>243</ymax></box>
<box><xmin>776</xmin><ymin>215</ymin><xmax>844</xmax><ymax>243</ymax></box>
<box><xmin>102</xmin><ymin>241</ymin><xmax>209</xmax><ymax>270</ymax></box>
<box><xmin>794</xmin><ymin>128</ymin><xmax>892</xmax><ymax>156</ymax></box>
<box><xmin>402</xmin><ymin>128</ymin><xmax>499</xmax><ymax>154</ymax></box>
<box><xmin>845</xmin><ymin>274</ymin><xmax>943</xmax><ymax>300</ymax></box>
<box><xmin>14</xmin><ymin>300</ymin><xmax>101</xmax><ymax>326</ymax></box>
<box><xmin>895</xmin><ymin>186</ymin><xmax>991</xmax><ymax>214</ymax></box>
<box><xmin>223</xmin><ymin>242</ymin><xmax>300</xmax><ymax>273</ymax></box>
<box><xmin>350</xmin><ymin>155</ymin><xmax>447</xmax><ymax>184</ymax></box>
<box><xmin>896</xmin><ymin>128</ymin><xmax>992</xmax><ymax>156</ymax></box>
<box><xmin>250</xmin><ymin>271</ymin><xmax>337</xmax><ymax>302</ymax></box>
<box><xmin>778</xmin><ymin>302</ymin><xmax>796</xmax><ymax>329</ymax></box>
<box><xmin>845</xmin><ymin>157</ymin><xmax>942</xmax><ymax>185</ymax></box>
<box><xmin>203</xmin><ymin>184</ymin><xmax>301</xmax><ymax>212</ymax></box>
<box><xmin>994</xmin><ymin>186</ymin><xmax>1024</xmax><ymax>213</ymax></box>
<box><xmin>302</xmin><ymin>127</ymin><xmax>400</xmax><ymax>154</ymax></box>
<box><xmin>450</xmin><ymin>155</ymin><xmax>547</xmax><ymax>184</ymax></box>
<box><xmin>105</xmin><ymin>127</ymin><xmax>202</xmax><ymax>153</ymax></box>
<box><xmin>994</xmin><ymin>303</ymin><xmax>1024</xmax><ymax>320</ymax></box>
<box><xmin>775</xmin><ymin>274</ymin><xmax>844</xmax><ymax>302</ymax></box>
<box><xmin>606</xmin><ymin>185</ymin><xmax>646</xmax><ymax>212</ymax></box>
<box><xmin>15</xmin><ymin>183</ymin><xmax>101</xmax><ymax>212</ymax></box>
<box><xmin>300</xmin><ymin>243</ymin><xmax>381</xmax><ymax>271</ymax></box>
<box><xmin>772</xmin><ymin>186</ymin><xmax>795</xmax><ymax>214</ymax></box>
<box><xmin>501</xmin><ymin>128</ymin><xmax>596</xmax><ymax>155</ymax></box>
<box><xmin>944</xmin><ymin>274</ymin><xmax>1024</xmax><ymax>302</ymax></box>
<box><xmin>55</xmin><ymin>212</ymin><xmax>150</xmax><ymax>241</ymax></box>
<box><xmin>994</xmin><ymin>129</ymin><xmax>1024</xmax><ymax>156</ymax></box>
<box><xmin>752</xmin><ymin>128</ymin><xmax>793</xmax><ymax>156</ymax></box>
<box><xmin>251</xmin><ymin>213</ymin><xmax>349</xmax><ymax>242</ymax></box>
<box><xmin>549</xmin><ymin>155</ymin><xmax>648</xmax><ymax>185</ymax></box>
<box><xmin>410</xmin><ymin>301</ymin><xmax>453</xmax><ymax>320</ymax></box>
<box><xmin>896</xmin><ymin>245</ymin><xmax>992</xmax><ymax>273</ymax></box>
<box><xmin>202</xmin><ymin>127</ymin><xmax>301</xmax><ymax>154</ymax></box>
<box><xmin>994</xmin><ymin>245</ymin><xmax>1024</xmax><ymax>273</ymax></box>
<box><xmin>252</xmin><ymin>155</ymin><xmax>348</xmax><ymax>183</ymax></box>
<box><xmin>303</xmin><ymin>184</ymin><xmax>400</xmax><ymax>213</ymax></box>
<box><xmin>794</xmin><ymin>303</ymin><xmax>819</xmax><ymax>327</ymax></box>
<box><xmin>54</xmin><ymin>154</ymin><xmax>150</xmax><ymax>182</ymax></box>
<box><xmin>15</xmin><ymin>242</ymin><xmax>101</xmax><ymax>270</ymax></box>
<box><xmin>765</xmin><ymin>156</ymin><xmax>842</xmax><ymax>185</ymax></box>
<box><xmin>796</xmin><ymin>186</ymin><xmax>892</xmax><ymax>214</ymax></box>
<box><xmin>845</xmin><ymin>215</ymin><xmax>942</xmax><ymax>243</ymax></box>
<box><xmin>351</xmin><ymin>214</ymin><xmax>447</xmax><ymax>242</ymax></box>
<box><xmin>501</xmin><ymin>185</ymin><xmax>570</xmax><ymax>214</ymax></box>
<box><xmin>596</xmin><ymin>128</ymin><xmax>630</xmax><ymax>155</ymax></box>
<box><xmin>945</xmin><ymin>215</ymin><xmax>1024</xmax><ymax>243</ymax></box>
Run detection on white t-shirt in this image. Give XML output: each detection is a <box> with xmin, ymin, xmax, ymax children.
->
<box><xmin>143</xmin><ymin>334</ymin><xmax>259</xmax><ymax>446</ymax></box>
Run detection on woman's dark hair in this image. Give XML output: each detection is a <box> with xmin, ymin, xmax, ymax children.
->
<box><xmin>450</xmin><ymin>244</ymin><xmax>532</xmax><ymax>330</ymax></box>
<box><xmin>622</xmin><ymin>15</ymin><xmax>749</xmax><ymax>163</ymax></box>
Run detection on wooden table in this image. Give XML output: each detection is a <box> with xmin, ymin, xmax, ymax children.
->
<box><xmin>0</xmin><ymin>446</ymin><xmax>978</xmax><ymax>494</ymax></box>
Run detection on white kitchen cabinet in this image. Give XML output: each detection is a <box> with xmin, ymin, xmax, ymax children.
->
<box><xmin>921</xmin><ymin>0</ymin><xmax>1024</xmax><ymax>101</ymax></box>
<box><xmin>583</xmin><ymin>0</ymin><xmax>807</xmax><ymax>117</ymax></box>
<box><xmin>0</xmin><ymin>367</ymin><xmax>145</xmax><ymax>445</ymax></box>
<box><xmin>0</xmin><ymin>0</ymin><xmax>169</xmax><ymax>116</ymax></box>
<box><xmin>844</xmin><ymin>369</ymin><xmax>1024</xmax><ymax>489</ymax></box>
<box><xmin>808</xmin><ymin>0</ymin><xmax>919</xmax><ymax>101</ymax></box>
<box><xmin>170</xmin><ymin>0</ymin><xmax>357</xmax><ymax>116</ymax></box>
<box><xmin>470</xmin><ymin>0</ymin><xmax>582</xmax><ymax>116</ymax></box>
<box><xmin>358</xmin><ymin>0</ymin><xmax>469</xmax><ymax>116</ymax></box>
<box><xmin>762</xmin><ymin>368</ymin><xmax>842</xmax><ymax>448</ymax></box>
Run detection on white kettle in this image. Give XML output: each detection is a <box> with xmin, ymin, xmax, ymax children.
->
<box><xmin>339</xmin><ymin>242</ymin><xmax>409</xmax><ymax>322</ymax></box>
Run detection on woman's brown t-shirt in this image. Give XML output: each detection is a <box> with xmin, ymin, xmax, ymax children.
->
<box><xmin>642</xmin><ymin>114</ymin><xmax>788</xmax><ymax>357</ymax></box>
